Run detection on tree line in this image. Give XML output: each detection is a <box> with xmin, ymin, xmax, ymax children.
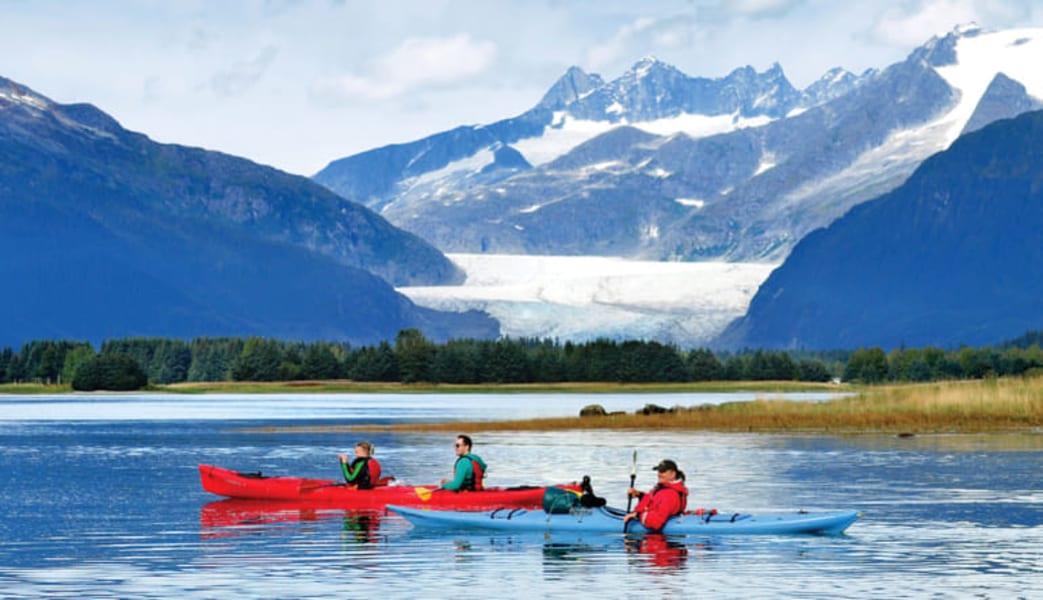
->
<box><xmin>1</xmin><ymin>329</ymin><xmax>1041</xmax><ymax>390</ymax></box>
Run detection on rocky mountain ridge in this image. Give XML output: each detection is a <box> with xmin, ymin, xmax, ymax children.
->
<box><xmin>315</xmin><ymin>25</ymin><xmax>1043</xmax><ymax>264</ymax></box>
<box><xmin>0</xmin><ymin>77</ymin><xmax>497</xmax><ymax>348</ymax></box>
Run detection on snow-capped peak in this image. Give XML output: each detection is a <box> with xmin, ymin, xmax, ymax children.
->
<box><xmin>0</xmin><ymin>76</ymin><xmax>122</xmax><ymax>139</ymax></box>
<box><xmin>953</xmin><ymin>22</ymin><xmax>984</xmax><ymax>37</ymax></box>
<box><xmin>625</xmin><ymin>55</ymin><xmax>682</xmax><ymax>80</ymax></box>
<box><xmin>932</xmin><ymin>25</ymin><xmax>1043</xmax><ymax>143</ymax></box>
<box><xmin>0</xmin><ymin>77</ymin><xmax>50</xmax><ymax>111</ymax></box>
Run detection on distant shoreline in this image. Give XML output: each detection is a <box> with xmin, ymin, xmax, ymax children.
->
<box><xmin>0</xmin><ymin>380</ymin><xmax>844</xmax><ymax>395</ymax></box>
<box><xmin>4</xmin><ymin>378</ymin><xmax>1039</xmax><ymax>435</ymax></box>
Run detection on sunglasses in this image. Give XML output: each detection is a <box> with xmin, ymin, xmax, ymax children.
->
<box><xmin>454</xmin><ymin>443</ymin><xmax>464</xmax><ymax>448</ymax></box>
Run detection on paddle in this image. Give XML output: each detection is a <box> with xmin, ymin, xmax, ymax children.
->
<box><xmin>625</xmin><ymin>449</ymin><xmax>637</xmax><ymax>512</ymax></box>
<box><xmin>624</xmin><ymin>449</ymin><xmax>637</xmax><ymax>533</ymax></box>
<box><xmin>414</xmin><ymin>486</ymin><xmax>435</xmax><ymax>502</ymax></box>
<box><xmin>298</xmin><ymin>478</ymin><xmax>339</xmax><ymax>492</ymax></box>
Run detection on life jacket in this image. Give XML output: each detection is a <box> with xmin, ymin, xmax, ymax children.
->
<box><xmin>660</xmin><ymin>480</ymin><xmax>689</xmax><ymax>515</ymax></box>
<box><xmin>470</xmin><ymin>457</ymin><xmax>484</xmax><ymax>491</ymax></box>
<box><xmin>347</xmin><ymin>457</ymin><xmax>381</xmax><ymax>489</ymax></box>
<box><xmin>455</xmin><ymin>455</ymin><xmax>485</xmax><ymax>491</ymax></box>
<box><xmin>634</xmin><ymin>480</ymin><xmax>689</xmax><ymax>531</ymax></box>
<box><xmin>367</xmin><ymin>458</ymin><xmax>382</xmax><ymax>487</ymax></box>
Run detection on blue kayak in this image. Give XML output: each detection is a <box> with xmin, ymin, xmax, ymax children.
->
<box><xmin>388</xmin><ymin>504</ymin><xmax>860</xmax><ymax>535</ymax></box>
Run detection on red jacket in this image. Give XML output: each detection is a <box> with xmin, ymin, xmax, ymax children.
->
<box><xmin>633</xmin><ymin>480</ymin><xmax>688</xmax><ymax>532</ymax></box>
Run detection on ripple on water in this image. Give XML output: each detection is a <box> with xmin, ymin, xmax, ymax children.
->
<box><xmin>1</xmin><ymin>399</ymin><xmax>1040</xmax><ymax>598</ymax></box>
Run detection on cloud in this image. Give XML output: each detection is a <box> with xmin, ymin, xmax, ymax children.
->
<box><xmin>585</xmin><ymin>15</ymin><xmax>701</xmax><ymax>70</ymax></box>
<box><xmin>310</xmin><ymin>33</ymin><xmax>498</xmax><ymax>104</ymax></box>
<box><xmin>582</xmin><ymin>1</ymin><xmax>807</xmax><ymax>73</ymax></box>
<box><xmin>724</xmin><ymin>0</ymin><xmax>806</xmax><ymax>18</ymax></box>
<box><xmin>209</xmin><ymin>46</ymin><xmax>280</xmax><ymax>96</ymax></box>
<box><xmin>869</xmin><ymin>0</ymin><xmax>1028</xmax><ymax>47</ymax></box>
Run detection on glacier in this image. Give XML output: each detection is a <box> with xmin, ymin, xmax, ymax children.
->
<box><xmin>397</xmin><ymin>254</ymin><xmax>777</xmax><ymax>347</ymax></box>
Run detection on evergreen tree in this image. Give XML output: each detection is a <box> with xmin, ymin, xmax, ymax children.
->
<box><xmin>487</xmin><ymin>339</ymin><xmax>531</xmax><ymax>383</ymax></box>
<box><xmin>431</xmin><ymin>340</ymin><xmax>480</xmax><ymax>383</ymax></box>
<box><xmin>151</xmin><ymin>339</ymin><xmax>192</xmax><ymax>384</ymax></box>
<box><xmin>187</xmin><ymin>338</ymin><xmax>243</xmax><ymax>381</ymax></box>
<box><xmin>529</xmin><ymin>342</ymin><xmax>566</xmax><ymax>383</ymax></box>
<box><xmin>721</xmin><ymin>354</ymin><xmax>745</xmax><ymax>380</ymax></box>
<box><xmin>843</xmin><ymin>347</ymin><xmax>888</xmax><ymax>383</ymax></box>
<box><xmin>395</xmin><ymin>329</ymin><xmax>435</xmax><ymax>383</ymax></box>
<box><xmin>72</xmin><ymin>353</ymin><xmax>148</xmax><ymax>391</ymax></box>
<box><xmin>765</xmin><ymin>351</ymin><xmax>798</xmax><ymax>380</ymax></box>
<box><xmin>301</xmin><ymin>343</ymin><xmax>340</xmax><ymax>380</ymax></box>
<box><xmin>62</xmin><ymin>345</ymin><xmax>97</xmax><ymax>384</ymax></box>
<box><xmin>0</xmin><ymin>347</ymin><xmax>13</xmax><ymax>383</ymax></box>
<box><xmin>277</xmin><ymin>343</ymin><xmax>304</xmax><ymax>380</ymax></box>
<box><xmin>797</xmin><ymin>359</ymin><xmax>832</xmax><ymax>382</ymax></box>
<box><xmin>349</xmin><ymin>342</ymin><xmax>398</xmax><ymax>381</ymax></box>
<box><xmin>687</xmin><ymin>348</ymin><xmax>723</xmax><ymax>381</ymax></box>
<box><xmin>957</xmin><ymin>346</ymin><xmax>996</xmax><ymax>379</ymax></box>
<box><xmin>230</xmin><ymin>338</ymin><xmax>283</xmax><ymax>381</ymax></box>
<box><xmin>5</xmin><ymin>351</ymin><xmax>25</xmax><ymax>383</ymax></box>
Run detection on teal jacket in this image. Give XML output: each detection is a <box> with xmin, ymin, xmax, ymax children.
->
<box><xmin>441</xmin><ymin>453</ymin><xmax>487</xmax><ymax>491</ymax></box>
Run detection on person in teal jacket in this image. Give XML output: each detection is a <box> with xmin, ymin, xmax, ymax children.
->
<box><xmin>439</xmin><ymin>434</ymin><xmax>487</xmax><ymax>491</ymax></box>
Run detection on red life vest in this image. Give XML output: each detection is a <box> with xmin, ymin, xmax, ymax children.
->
<box><xmin>470</xmin><ymin>458</ymin><xmax>484</xmax><ymax>491</ymax></box>
<box><xmin>367</xmin><ymin>458</ymin><xmax>382</xmax><ymax>485</ymax></box>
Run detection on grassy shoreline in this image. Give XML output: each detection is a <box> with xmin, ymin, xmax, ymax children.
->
<box><xmin>244</xmin><ymin>377</ymin><xmax>1043</xmax><ymax>435</ymax></box>
<box><xmin>4</xmin><ymin>377</ymin><xmax>1040</xmax><ymax>434</ymax></box>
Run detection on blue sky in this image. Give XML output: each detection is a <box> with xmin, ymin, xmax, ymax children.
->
<box><xmin>3</xmin><ymin>0</ymin><xmax>1041</xmax><ymax>175</ymax></box>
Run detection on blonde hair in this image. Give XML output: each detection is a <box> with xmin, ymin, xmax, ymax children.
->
<box><xmin>355</xmin><ymin>441</ymin><xmax>374</xmax><ymax>455</ymax></box>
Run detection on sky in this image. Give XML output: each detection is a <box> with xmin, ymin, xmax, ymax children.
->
<box><xmin>3</xmin><ymin>0</ymin><xmax>1042</xmax><ymax>176</ymax></box>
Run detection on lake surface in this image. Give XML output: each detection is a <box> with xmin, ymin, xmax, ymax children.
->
<box><xmin>1</xmin><ymin>393</ymin><xmax>1040</xmax><ymax>598</ymax></box>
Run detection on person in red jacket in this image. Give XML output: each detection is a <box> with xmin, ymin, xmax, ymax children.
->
<box><xmin>624</xmin><ymin>459</ymin><xmax>688</xmax><ymax>532</ymax></box>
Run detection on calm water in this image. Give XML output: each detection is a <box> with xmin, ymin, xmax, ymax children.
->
<box><xmin>0</xmin><ymin>394</ymin><xmax>1040</xmax><ymax>599</ymax></box>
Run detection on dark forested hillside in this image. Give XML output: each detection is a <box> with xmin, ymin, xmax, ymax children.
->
<box><xmin>0</xmin><ymin>77</ymin><xmax>495</xmax><ymax>347</ymax></box>
<box><xmin>719</xmin><ymin>109</ymin><xmax>1043</xmax><ymax>349</ymax></box>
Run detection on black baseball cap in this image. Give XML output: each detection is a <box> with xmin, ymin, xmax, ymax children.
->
<box><xmin>652</xmin><ymin>459</ymin><xmax>678</xmax><ymax>472</ymax></box>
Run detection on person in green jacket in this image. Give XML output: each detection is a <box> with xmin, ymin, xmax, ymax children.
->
<box><xmin>339</xmin><ymin>440</ymin><xmax>381</xmax><ymax>489</ymax></box>
<box><xmin>439</xmin><ymin>434</ymin><xmax>487</xmax><ymax>491</ymax></box>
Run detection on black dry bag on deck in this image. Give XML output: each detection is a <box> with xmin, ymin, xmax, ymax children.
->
<box><xmin>579</xmin><ymin>474</ymin><xmax>606</xmax><ymax>507</ymax></box>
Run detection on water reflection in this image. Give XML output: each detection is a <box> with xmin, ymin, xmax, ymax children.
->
<box><xmin>200</xmin><ymin>499</ymin><xmax>386</xmax><ymax>544</ymax></box>
<box><xmin>341</xmin><ymin>512</ymin><xmax>379</xmax><ymax>544</ymax></box>
<box><xmin>2</xmin><ymin>397</ymin><xmax>1040</xmax><ymax>599</ymax></box>
<box><xmin>625</xmin><ymin>534</ymin><xmax>690</xmax><ymax>569</ymax></box>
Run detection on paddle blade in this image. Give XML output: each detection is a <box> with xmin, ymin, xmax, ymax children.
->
<box><xmin>414</xmin><ymin>486</ymin><xmax>434</xmax><ymax>502</ymax></box>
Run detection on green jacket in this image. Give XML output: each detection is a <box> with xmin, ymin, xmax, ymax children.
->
<box><xmin>441</xmin><ymin>453</ymin><xmax>487</xmax><ymax>491</ymax></box>
<box><xmin>340</xmin><ymin>457</ymin><xmax>374</xmax><ymax>489</ymax></box>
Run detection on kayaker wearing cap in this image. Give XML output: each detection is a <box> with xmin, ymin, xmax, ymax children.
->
<box><xmin>623</xmin><ymin>459</ymin><xmax>688</xmax><ymax>532</ymax></box>
<box><xmin>339</xmin><ymin>441</ymin><xmax>381</xmax><ymax>490</ymax></box>
<box><xmin>439</xmin><ymin>434</ymin><xmax>487</xmax><ymax>491</ymax></box>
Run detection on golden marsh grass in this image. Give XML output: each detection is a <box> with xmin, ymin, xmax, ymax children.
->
<box><xmin>285</xmin><ymin>376</ymin><xmax>1042</xmax><ymax>435</ymax></box>
<box><xmin>6</xmin><ymin>377</ymin><xmax>1041</xmax><ymax>435</ymax></box>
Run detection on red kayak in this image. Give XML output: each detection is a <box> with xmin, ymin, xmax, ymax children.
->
<box><xmin>199</xmin><ymin>464</ymin><xmax>577</xmax><ymax>510</ymax></box>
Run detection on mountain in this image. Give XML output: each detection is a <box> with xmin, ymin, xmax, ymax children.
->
<box><xmin>0</xmin><ymin>78</ymin><xmax>497</xmax><ymax>348</ymax></box>
<box><xmin>313</xmin><ymin>55</ymin><xmax>837</xmax><ymax>238</ymax></box>
<box><xmin>314</xmin><ymin>25</ymin><xmax>1043</xmax><ymax>263</ymax></box>
<box><xmin>717</xmin><ymin>109</ymin><xmax>1043</xmax><ymax>350</ymax></box>
<box><xmin>1</xmin><ymin>77</ymin><xmax>461</xmax><ymax>287</ymax></box>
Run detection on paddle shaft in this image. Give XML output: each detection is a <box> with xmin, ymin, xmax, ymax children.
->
<box><xmin>625</xmin><ymin>450</ymin><xmax>637</xmax><ymax>512</ymax></box>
